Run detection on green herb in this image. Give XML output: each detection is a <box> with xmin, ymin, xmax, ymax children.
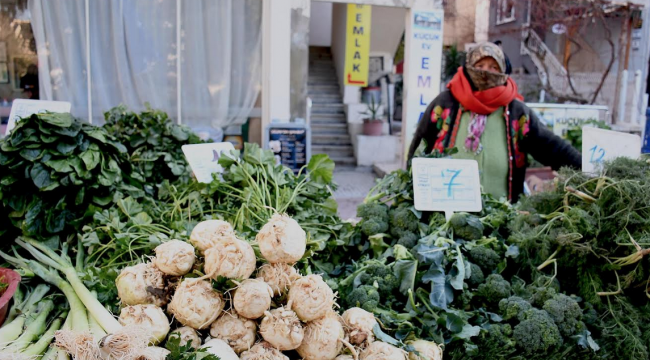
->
<box><xmin>165</xmin><ymin>333</ymin><xmax>219</xmax><ymax>360</ymax></box>
<box><xmin>103</xmin><ymin>104</ymin><xmax>202</xmax><ymax>189</ymax></box>
<box><xmin>0</xmin><ymin>112</ymin><xmax>142</xmax><ymax>243</ymax></box>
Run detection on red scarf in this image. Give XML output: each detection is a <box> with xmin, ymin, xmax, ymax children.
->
<box><xmin>447</xmin><ymin>67</ymin><xmax>523</xmax><ymax>115</ymax></box>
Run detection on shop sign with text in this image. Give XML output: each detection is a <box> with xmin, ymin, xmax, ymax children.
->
<box><xmin>344</xmin><ymin>4</ymin><xmax>371</xmax><ymax>86</ymax></box>
<box><xmin>402</xmin><ymin>9</ymin><xmax>444</xmax><ymax>161</ymax></box>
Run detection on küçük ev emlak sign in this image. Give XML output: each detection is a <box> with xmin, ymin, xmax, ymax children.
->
<box><xmin>402</xmin><ymin>10</ymin><xmax>444</xmax><ymax>161</ymax></box>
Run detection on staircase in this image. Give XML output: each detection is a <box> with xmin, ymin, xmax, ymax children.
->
<box><xmin>309</xmin><ymin>47</ymin><xmax>355</xmax><ymax>167</ymax></box>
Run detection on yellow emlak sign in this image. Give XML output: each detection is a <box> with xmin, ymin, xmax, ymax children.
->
<box><xmin>344</xmin><ymin>4</ymin><xmax>371</xmax><ymax>86</ymax></box>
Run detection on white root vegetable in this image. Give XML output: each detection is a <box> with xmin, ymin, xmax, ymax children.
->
<box><xmin>240</xmin><ymin>341</ymin><xmax>289</xmax><ymax>360</ymax></box>
<box><xmin>204</xmin><ymin>237</ymin><xmax>257</xmax><ymax>280</ymax></box>
<box><xmin>98</xmin><ymin>326</ymin><xmax>156</xmax><ymax>360</ymax></box>
<box><xmin>201</xmin><ymin>338</ymin><xmax>239</xmax><ymax>360</ymax></box>
<box><xmin>360</xmin><ymin>342</ymin><xmax>407</xmax><ymax>360</ymax></box>
<box><xmin>342</xmin><ymin>307</ymin><xmax>378</xmax><ymax>346</ymax></box>
<box><xmin>168</xmin><ymin>326</ymin><xmax>202</xmax><ymax>349</ymax></box>
<box><xmin>209</xmin><ymin>312</ymin><xmax>257</xmax><ymax>354</ymax></box>
<box><xmin>287</xmin><ymin>274</ymin><xmax>335</xmax><ymax>322</ymax></box>
<box><xmin>116</xmin><ymin>262</ymin><xmax>167</xmax><ymax>306</ymax></box>
<box><xmin>118</xmin><ymin>305</ymin><xmax>170</xmax><ymax>345</ymax></box>
<box><xmin>134</xmin><ymin>346</ymin><xmax>171</xmax><ymax>360</ymax></box>
<box><xmin>189</xmin><ymin>219</ymin><xmax>234</xmax><ymax>253</ymax></box>
<box><xmin>407</xmin><ymin>340</ymin><xmax>443</xmax><ymax>360</ymax></box>
<box><xmin>168</xmin><ymin>279</ymin><xmax>225</xmax><ymax>330</ymax></box>
<box><xmin>154</xmin><ymin>240</ymin><xmax>195</xmax><ymax>276</ymax></box>
<box><xmin>256</xmin><ymin>214</ymin><xmax>306</xmax><ymax>263</ymax></box>
<box><xmin>257</xmin><ymin>263</ymin><xmax>301</xmax><ymax>297</ymax></box>
<box><xmin>233</xmin><ymin>279</ymin><xmax>273</xmax><ymax>319</ymax></box>
<box><xmin>336</xmin><ymin>356</ymin><xmax>355</xmax><ymax>360</ymax></box>
<box><xmin>259</xmin><ymin>306</ymin><xmax>304</xmax><ymax>351</ymax></box>
<box><xmin>296</xmin><ymin>311</ymin><xmax>344</xmax><ymax>360</ymax></box>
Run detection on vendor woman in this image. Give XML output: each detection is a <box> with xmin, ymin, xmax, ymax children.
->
<box><xmin>407</xmin><ymin>42</ymin><xmax>581</xmax><ymax>202</ymax></box>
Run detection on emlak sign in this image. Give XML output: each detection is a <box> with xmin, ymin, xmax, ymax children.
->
<box><xmin>344</xmin><ymin>4</ymin><xmax>371</xmax><ymax>86</ymax></box>
<box><xmin>402</xmin><ymin>9</ymin><xmax>444</xmax><ymax>161</ymax></box>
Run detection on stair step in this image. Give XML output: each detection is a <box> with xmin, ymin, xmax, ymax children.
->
<box><xmin>312</xmin><ymin>134</ymin><xmax>352</xmax><ymax>145</ymax></box>
<box><xmin>309</xmin><ymin>46</ymin><xmax>331</xmax><ymax>54</ymax></box>
<box><xmin>309</xmin><ymin>59</ymin><xmax>334</xmax><ymax>66</ymax></box>
<box><xmin>309</xmin><ymin>66</ymin><xmax>336</xmax><ymax>73</ymax></box>
<box><xmin>311</xmin><ymin>113</ymin><xmax>346</xmax><ymax>120</ymax></box>
<box><xmin>311</xmin><ymin>98</ymin><xmax>344</xmax><ymax>105</ymax></box>
<box><xmin>328</xmin><ymin>156</ymin><xmax>357</xmax><ymax>166</ymax></box>
<box><xmin>311</xmin><ymin>123</ymin><xmax>348</xmax><ymax>134</ymax></box>
<box><xmin>308</xmin><ymin>79</ymin><xmax>339</xmax><ymax>85</ymax></box>
<box><xmin>312</xmin><ymin>144</ymin><xmax>354</xmax><ymax>156</ymax></box>
<box><xmin>309</xmin><ymin>54</ymin><xmax>333</xmax><ymax>61</ymax></box>
<box><xmin>309</xmin><ymin>89</ymin><xmax>340</xmax><ymax>96</ymax></box>
<box><xmin>310</xmin><ymin>93</ymin><xmax>342</xmax><ymax>99</ymax></box>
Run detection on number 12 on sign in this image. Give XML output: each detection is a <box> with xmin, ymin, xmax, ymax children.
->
<box><xmin>588</xmin><ymin>145</ymin><xmax>605</xmax><ymax>165</ymax></box>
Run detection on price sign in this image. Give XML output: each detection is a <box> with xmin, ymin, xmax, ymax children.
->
<box><xmin>5</xmin><ymin>99</ymin><xmax>71</xmax><ymax>136</ymax></box>
<box><xmin>581</xmin><ymin>127</ymin><xmax>641</xmax><ymax>173</ymax></box>
<box><xmin>182</xmin><ymin>142</ymin><xmax>235</xmax><ymax>183</ymax></box>
<box><xmin>412</xmin><ymin>158</ymin><xmax>482</xmax><ymax>219</ymax></box>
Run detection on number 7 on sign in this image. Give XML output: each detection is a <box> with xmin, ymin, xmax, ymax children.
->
<box><xmin>441</xmin><ymin>169</ymin><xmax>462</xmax><ymax>197</ymax></box>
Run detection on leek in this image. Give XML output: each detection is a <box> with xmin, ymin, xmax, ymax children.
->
<box><xmin>22</xmin><ymin>310</ymin><xmax>67</xmax><ymax>356</ymax></box>
<box><xmin>3</xmin><ymin>285</ymin><xmax>23</xmax><ymax>324</ymax></box>
<box><xmin>17</xmin><ymin>238</ymin><xmax>122</xmax><ymax>333</ymax></box>
<box><xmin>5</xmin><ymin>299</ymin><xmax>54</xmax><ymax>352</ymax></box>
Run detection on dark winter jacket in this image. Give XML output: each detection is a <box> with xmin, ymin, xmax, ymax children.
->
<box><xmin>407</xmin><ymin>91</ymin><xmax>582</xmax><ymax>202</ymax></box>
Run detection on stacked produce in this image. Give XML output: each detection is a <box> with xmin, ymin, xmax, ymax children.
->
<box><xmin>0</xmin><ymin>112</ymin><xmax>142</xmax><ymax>242</ymax></box>
<box><xmin>310</xmin><ymin>158</ymin><xmax>650</xmax><ymax>360</ymax></box>
<box><xmin>102</xmin><ymin>105</ymin><xmax>202</xmax><ymax>190</ymax></box>
<box><xmin>2</xmin><ymin>106</ymin><xmax>649</xmax><ymax>360</ymax></box>
<box><xmin>108</xmin><ymin>217</ymin><xmax>435</xmax><ymax>360</ymax></box>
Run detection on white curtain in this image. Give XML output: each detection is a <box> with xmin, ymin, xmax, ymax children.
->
<box><xmin>28</xmin><ymin>0</ymin><xmax>262</xmax><ymax>130</ymax></box>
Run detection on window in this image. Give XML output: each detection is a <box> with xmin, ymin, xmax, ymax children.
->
<box><xmin>496</xmin><ymin>0</ymin><xmax>516</xmax><ymax>25</ymax></box>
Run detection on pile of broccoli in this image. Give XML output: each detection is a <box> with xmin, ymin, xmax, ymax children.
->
<box><xmin>342</xmin><ymin>261</ymin><xmax>400</xmax><ymax>312</ymax></box>
<box><xmin>357</xmin><ymin>200</ymin><xmax>426</xmax><ymax>249</ymax></box>
<box><xmin>452</xmin><ymin>271</ymin><xmax>599</xmax><ymax>359</ymax></box>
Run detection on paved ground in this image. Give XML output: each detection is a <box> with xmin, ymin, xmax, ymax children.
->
<box><xmin>333</xmin><ymin>167</ymin><xmax>377</xmax><ymax>220</ymax></box>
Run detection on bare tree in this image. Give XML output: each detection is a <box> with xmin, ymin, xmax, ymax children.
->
<box><xmin>492</xmin><ymin>0</ymin><xmax>626</xmax><ymax>105</ymax></box>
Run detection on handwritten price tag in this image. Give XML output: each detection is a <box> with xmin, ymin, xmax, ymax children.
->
<box><xmin>412</xmin><ymin>158</ymin><xmax>482</xmax><ymax>217</ymax></box>
<box><xmin>182</xmin><ymin>142</ymin><xmax>235</xmax><ymax>183</ymax></box>
<box><xmin>5</xmin><ymin>99</ymin><xmax>71</xmax><ymax>136</ymax></box>
<box><xmin>581</xmin><ymin>127</ymin><xmax>641</xmax><ymax>173</ymax></box>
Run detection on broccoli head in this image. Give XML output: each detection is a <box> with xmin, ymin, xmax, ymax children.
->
<box><xmin>499</xmin><ymin>296</ymin><xmax>533</xmax><ymax>321</ymax></box>
<box><xmin>449</xmin><ymin>212</ymin><xmax>484</xmax><ymax>240</ymax></box>
<box><xmin>361</xmin><ymin>220</ymin><xmax>389</xmax><ymax>237</ymax></box>
<box><xmin>357</xmin><ymin>203</ymin><xmax>390</xmax><ymax>237</ymax></box>
<box><xmin>513</xmin><ymin>308</ymin><xmax>563</xmax><ymax>355</ymax></box>
<box><xmin>467</xmin><ymin>263</ymin><xmax>485</xmax><ymax>287</ymax></box>
<box><xmin>389</xmin><ymin>206</ymin><xmax>419</xmax><ymax>234</ymax></box>
<box><xmin>396</xmin><ymin>231</ymin><xmax>419</xmax><ymax>249</ymax></box>
<box><xmin>528</xmin><ymin>285</ymin><xmax>558</xmax><ymax>308</ymax></box>
<box><xmin>543</xmin><ymin>294</ymin><xmax>584</xmax><ymax>337</ymax></box>
<box><xmin>468</xmin><ymin>246</ymin><xmax>501</xmax><ymax>273</ymax></box>
<box><xmin>477</xmin><ymin>274</ymin><xmax>511</xmax><ymax>304</ymax></box>
<box><xmin>472</xmin><ymin>324</ymin><xmax>516</xmax><ymax>360</ymax></box>
<box><xmin>347</xmin><ymin>285</ymin><xmax>380</xmax><ymax>312</ymax></box>
<box><xmin>452</xmin><ymin>283</ymin><xmax>474</xmax><ymax>310</ymax></box>
<box><xmin>357</xmin><ymin>202</ymin><xmax>389</xmax><ymax>220</ymax></box>
<box><xmin>358</xmin><ymin>263</ymin><xmax>399</xmax><ymax>298</ymax></box>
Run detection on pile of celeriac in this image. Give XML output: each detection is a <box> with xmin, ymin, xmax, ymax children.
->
<box><xmin>111</xmin><ymin>215</ymin><xmax>442</xmax><ymax>360</ymax></box>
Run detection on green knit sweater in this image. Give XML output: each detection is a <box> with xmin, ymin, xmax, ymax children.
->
<box><xmin>451</xmin><ymin>107</ymin><xmax>509</xmax><ymax>199</ymax></box>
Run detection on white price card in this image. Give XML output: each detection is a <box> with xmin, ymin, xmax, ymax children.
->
<box><xmin>5</xmin><ymin>99</ymin><xmax>72</xmax><ymax>136</ymax></box>
<box><xmin>182</xmin><ymin>142</ymin><xmax>235</xmax><ymax>183</ymax></box>
<box><xmin>412</xmin><ymin>158</ymin><xmax>482</xmax><ymax>216</ymax></box>
<box><xmin>581</xmin><ymin>127</ymin><xmax>641</xmax><ymax>173</ymax></box>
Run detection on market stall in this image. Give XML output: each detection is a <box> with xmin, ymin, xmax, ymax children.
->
<box><xmin>0</xmin><ymin>108</ymin><xmax>649</xmax><ymax>360</ymax></box>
